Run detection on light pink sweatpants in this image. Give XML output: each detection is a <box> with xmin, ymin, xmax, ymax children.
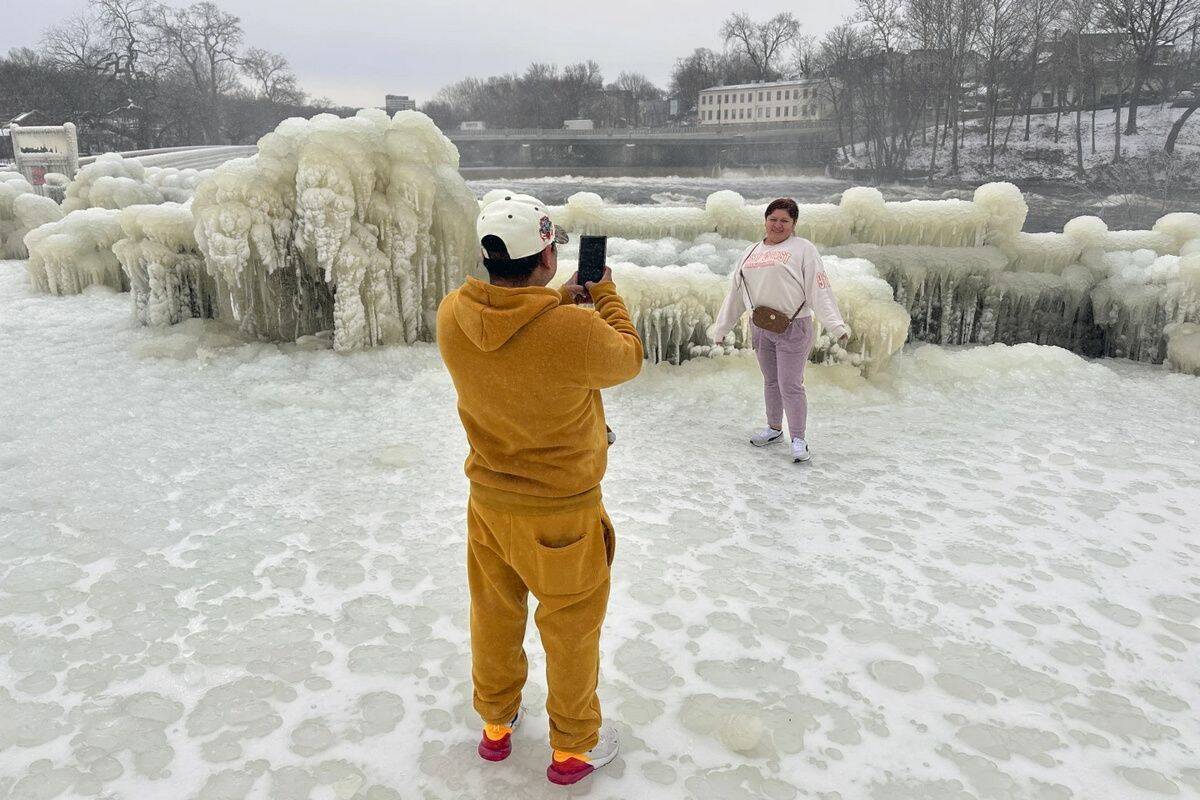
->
<box><xmin>752</xmin><ymin>316</ymin><xmax>814</xmax><ymax>440</ymax></box>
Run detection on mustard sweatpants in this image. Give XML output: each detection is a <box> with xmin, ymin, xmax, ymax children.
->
<box><xmin>466</xmin><ymin>490</ymin><xmax>615</xmax><ymax>753</ymax></box>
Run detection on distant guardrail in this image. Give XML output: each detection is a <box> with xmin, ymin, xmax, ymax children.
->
<box><xmin>448</xmin><ymin>122</ymin><xmax>835</xmax><ymax>138</ymax></box>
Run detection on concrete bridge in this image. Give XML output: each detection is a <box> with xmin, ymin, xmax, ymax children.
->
<box><xmin>446</xmin><ymin>124</ymin><xmax>839</xmax><ymax>170</ymax></box>
<box><xmin>81</xmin><ymin>124</ymin><xmax>839</xmax><ymax>172</ymax></box>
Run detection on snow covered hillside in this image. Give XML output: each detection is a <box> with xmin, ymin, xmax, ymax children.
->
<box><xmin>842</xmin><ymin>105</ymin><xmax>1200</xmax><ymax>185</ymax></box>
<box><xmin>2</xmin><ymin>261</ymin><xmax>1198</xmax><ymax>799</ymax></box>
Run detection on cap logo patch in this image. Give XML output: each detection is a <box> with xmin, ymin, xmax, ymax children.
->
<box><xmin>539</xmin><ymin>215</ymin><xmax>554</xmax><ymax>242</ymax></box>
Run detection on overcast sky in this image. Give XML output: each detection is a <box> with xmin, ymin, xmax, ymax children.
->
<box><xmin>2</xmin><ymin>1</ymin><xmax>858</xmax><ymax>108</ymax></box>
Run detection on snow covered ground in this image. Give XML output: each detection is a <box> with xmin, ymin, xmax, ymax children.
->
<box><xmin>2</xmin><ymin>259</ymin><xmax>1199</xmax><ymax>800</ymax></box>
<box><xmin>844</xmin><ymin>105</ymin><xmax>1200</xmax><ymax>186</ymax></box>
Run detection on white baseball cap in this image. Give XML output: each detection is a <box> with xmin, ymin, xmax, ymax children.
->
<box><xmin>477</xmin><ymin>192</ymin><xmax>568</xmax><ymax>261</ymax></box>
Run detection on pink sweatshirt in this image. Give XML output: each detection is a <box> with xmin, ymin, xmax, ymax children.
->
<box><xmin>713</xmin><ymin>236</ymin><xmax>849</xmax><ymax>343</ymax></box>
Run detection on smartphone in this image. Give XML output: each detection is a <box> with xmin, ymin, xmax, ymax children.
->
<box><xmin>577</xmin><ymin>235</ymin><xmax>607</xmax><ymax>285</ymax></box>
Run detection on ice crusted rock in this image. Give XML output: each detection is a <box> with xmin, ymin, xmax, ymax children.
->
<box><xmin>112</xmin><ymin>202</ymin><xmax>216</xmax><ymax>326</ymax></box>
<box><xmin>192</xmin><ymin>109</ymin><xmax>479</xmax><ymax>349</ymax></box>
<box><xmin>1165</xmin><ymin>322</ymin><xmax>1200</xmax><ymax>375</ymax></box>
<box><xmin>0</xmin><ymin>174</ymin><xmax>63</xmax><ymax>259</ymax></box>
<box><xmin>24</xmin><ymin>208</ymin><xmax>126</xmax><ymax>294</ymax></box>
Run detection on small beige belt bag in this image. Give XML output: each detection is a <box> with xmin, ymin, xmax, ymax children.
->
<box><xmin>738</xmin><ymin>244</ymin><xmax>804</xmax><ymax>335</ymax></box>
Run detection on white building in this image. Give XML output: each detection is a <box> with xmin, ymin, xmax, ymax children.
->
<box><xmin>698</xmin><ymin>79</ymin><xmax>832</xmax><ymax>125</ymax></box>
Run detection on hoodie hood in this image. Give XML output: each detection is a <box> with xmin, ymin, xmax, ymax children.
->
<box><xmin>451</xmin><ymin>276</ymin><xmax>562</xmax><ymax>352</ymax></box>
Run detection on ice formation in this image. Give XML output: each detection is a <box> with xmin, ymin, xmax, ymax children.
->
<box><xmin>1</xmin><ymin>172</ymin><xmax>64</xmax><ymax>258</ymax></box>
<box><xmin>544</xmin><ymin>187</ymin><xmax>1200</xmax><ymax>366</ymax></box>
<box><xmin>24</xmin><ymin>208</ymin><xmax>126</xmax><ymax>294</ymax></box>
<box><xmin>192</xmin><ymin>109</ymin><xmax>479</xmax><ymax>349</ymax></box>
<box><xmin>551</xmin><ymin>255</ymin><xmax>909</xmax><ymax>374</ymax></box>
<box><xmin>61</xmin><ymin>154</ymin><xmax>212</xmax><ymax>213</ymax></box>
<box><xmin>112</xmin><ymin>203</ymin><xmax>216</xmax><ymax>326</ymax></box>
<box><xmin>1165</xmin><ymin>322</ymin><xmax>1200</xmax><ymax>375</ymax></box>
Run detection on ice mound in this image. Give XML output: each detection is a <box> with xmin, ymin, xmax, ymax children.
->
<box><xmin>112</xmin><ymin>202</ymin><xmax>215</xmax><ymax>326</ymax></box>
<box><xmin>192</xmin><ymin>109</ymin><xmax>479</xmax><ymax>349</ymax></box>
<box><xmin>62</xmin><ymin>154</ymin><xmax>161</xmax><ymax>212</ymax></box>
<box><xmin>541</xmin><ymin>187</ymin><xmax>1199</xmax><ymax>366</ymax></box>
<box><xmin>1</xmin><ymin>174</ymin><xmax>64</xmax><ymax>258</ymax></box>
<box><xmin>552</xmin><ymin>255</ymin><xmax>908</xmax><ymax>374</ymax></box>
<box><xmin>24</xmin><ymin>208</ymin><xmax>126</xmax><ymax>294</ymax></box>
<box><xmin>1165</xmin><ymin>322</ymin><xmax>1200</xmax><ymax>375</ymax></box>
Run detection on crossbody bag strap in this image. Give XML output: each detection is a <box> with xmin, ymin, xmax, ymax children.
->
<box><xmin>742</xmin><ymin>242</ymin><xmax>809</xmax><ymax>319</ymax></box>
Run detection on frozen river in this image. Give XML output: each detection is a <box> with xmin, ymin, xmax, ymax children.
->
<box><xmin>1</xmin><ymin>260</ymin><xmax>1199</xmax><ymax>799</ymax></box>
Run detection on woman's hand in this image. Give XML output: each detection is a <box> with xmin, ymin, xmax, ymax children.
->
<box><xmin>838</xmin><ymin>333</ymin><xmax>850</xmax><ymax>347</ymax></box>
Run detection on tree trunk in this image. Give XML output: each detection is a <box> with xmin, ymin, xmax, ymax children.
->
<box><xmin>1001</xmin><ymin>102</ymin><xmax>1018</xmax><ymax>153</ymax></box>
<box><xmin>1165</xmin><ymin>103</ymin><xmax>1198</xmax><ymax>153</ymax></box>
<box><xmin>929</xmin><ymin>100</ymin><xmax>941</xmax><ymax>174</ymax></box>
<box><xmin>1113</xmin><ymin>100</ymin><xmax>1122</xmax><ymax>163</ymax></box>
<box><xmin>1091</xmin><ymin>107</ymin><xmax>1096</xmax><ymax>154</ymax></box>
<box><xmin>1125</xmin><ymin>60</ymin><xmax>1149</xmax><ymax>136</ymax></box>
<box><xmin>1054</xmin><ymin>92</ymin><xmax>1062</xmax><ymax>143</ymax></box>
<box><xmin>1074</xmin><ymin>104</ymin><xmax>1084</xmax><ymax>176</ymax></box>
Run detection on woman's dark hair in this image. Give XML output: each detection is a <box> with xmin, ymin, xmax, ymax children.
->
<box><xmin>481</xmin><ymin>235</ymin><xmax>548</xmax><ymax>280</ymax></box>
<box><xmin>764</xmin><ymin>198</ymin><xmax>799</xmax><ymax>222</ymax></box>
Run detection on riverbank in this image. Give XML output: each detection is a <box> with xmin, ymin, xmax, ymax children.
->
<box><xmin>837</xmin><ymin>105</ymin><xmax>1200</xmax><ymax>189</ymax></box>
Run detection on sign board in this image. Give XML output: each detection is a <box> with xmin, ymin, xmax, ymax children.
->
<box><xmin>11</xmin><ymin>122</ymin><xmax>79</xmax><ymax>190</ymax></box>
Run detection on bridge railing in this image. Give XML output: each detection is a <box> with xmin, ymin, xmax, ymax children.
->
<box><xmin>449</xmin><ymin>122</ymin><xmax>834</xmax><ymax>137</ymax></box>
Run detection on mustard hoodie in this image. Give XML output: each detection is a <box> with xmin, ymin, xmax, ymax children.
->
<box><xmin>437</xmin><ymin>276</ymin><xmax>643</xmax><ymax>501</ymax></box>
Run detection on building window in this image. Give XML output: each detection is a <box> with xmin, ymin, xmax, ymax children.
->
<box><xmin>757</xmin><ymin>108</ymin><xmax>763</xmax><ymax>118</ymax></box>
<box><xmin>793</xmin><ymin>105</ymin><xmax>799</xmax><ymax>116</ymax></box>
<box><xmin>765</xmin><ymin>108</ymin><xmax>771</xmax><ymax>118</ymax></box>
<box><xmin>758</xmin><ymin>92</ymin><xmax>763</xmax><ymax>101</ymax></box>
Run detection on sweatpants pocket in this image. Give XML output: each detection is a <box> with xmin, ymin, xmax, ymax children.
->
<box><xmin>600</xmin><ymin>509</ymin><xmax>616</xmax><ymax>566</ymax></box>
<box><xmin>518</xmin><ymin>508</ymin><xmax>610</xmax><ymax>598</ymax></box>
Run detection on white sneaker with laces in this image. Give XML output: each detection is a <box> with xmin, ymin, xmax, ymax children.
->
<box><xmin>791</xmin><ymin>438</ymin><xmax>812</xmax><ymax>463</ymax></box>
<box><xmin>546</xmin><ymin>724</ymin><xmax>620</xmax><ymax>785</ymax></box>
<box><xmin>750</xmin><ymin>427</ymin><xmax>784</xmax><ymax>447</ymax></box>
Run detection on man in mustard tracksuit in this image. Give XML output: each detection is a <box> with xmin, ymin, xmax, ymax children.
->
<box><xmin>437</xmin><ymin>193</ymin><xmax>642</xmax><ymax>786</ymax></box>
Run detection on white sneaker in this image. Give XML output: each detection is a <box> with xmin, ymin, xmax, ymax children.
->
<box><xmin>546</xmin><ymin>724</ymin><xmax>619</xmax><ymax>785</ymax></box>
<box><xmin>791</xmin><ymin>438</ymin><xmax>812</xmax><ymax>463</ymax></box>
<box><xmin>750</xmin><ymin>427</ymin><xmax>784</xmax><ymax>447</ymax></box>
<box><xmin>606</xmin><ymin>426</ymin><xmax>616</xmax><ymax>445</ymax></box>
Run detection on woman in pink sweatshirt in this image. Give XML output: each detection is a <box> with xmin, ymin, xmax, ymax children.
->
<box><xmin>712</xmin><ymin>198</ymin><xmax>850</xmax><ymax>463</ymax></box>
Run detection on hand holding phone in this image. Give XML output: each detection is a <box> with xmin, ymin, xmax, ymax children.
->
<box><xmin>577</xmin><ymin>235</ymin><xmax>608</xmax><ymax>286</ymax></box>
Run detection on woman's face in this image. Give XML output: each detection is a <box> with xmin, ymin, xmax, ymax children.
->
<box><xmin>765</xmin><ymin>210</ymin><xmax>796</xmax><ymax>242</ymax></box>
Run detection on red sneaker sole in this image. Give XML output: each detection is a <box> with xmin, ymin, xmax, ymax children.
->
<box><xmin>478</xmin><ymin>739</ymin><xmax>512</xmax><ymax>761</ymax></box>
<box><xmin>546</xmin><ymin>763</ymin><xmax>594</xmax><ymax>785</ymax></box>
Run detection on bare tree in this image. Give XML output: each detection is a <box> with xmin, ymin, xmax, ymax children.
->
<box><xmin>1097</xmin><ymin>0</ymin><xmax>1200</xmax><ymax>134</ymax></box>
<box><xmin>670</xmin><ymin>48</ymin><xmax>723</xmax><ymax>116</ymax></box>
<box><xmin>611</xmin><ymin>72</ymin><xmax>664</xmax><ymax>101</ymax></box>
<box><xmin>1015</xmin><ymin>0</ymin><xmax>1065</xmax><ymax>141</ymax></box>
<box><xmin>149</xmin><ymin>1</ymin><xmax>244</xmax><ymax>144</ymax></box>
<box><xmin>977</xmin><ymin>0</ymin><xmax>1026</xmax><ymax>165</ymax></box>
<box><xmin>818</xmin><ymin>24</ymin><xmax>865</xmax><ymax>157</ymax></box>
<box><xmin>720</xmin><ymin>12</ymin><xmax>802</xmax><ymax>79</ymax></box>
<box><xmin>788</xmin><ymin>34</ymin><xmax>820</xmax><ymax>78</ymax></box>
<box><xmin>1165</xmin><ymin>95</ymin><xmax>1198</xmax><ymax>151</ymax></box>
<box><xmin>42</xmin><ymin>13</ymin><xmax>110</xmax><ymax>72</ymax></box>
<box><xmin>241</xmin><ymin>47</ymin><xmax>303</xmax><ymax>104</ymax></box>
